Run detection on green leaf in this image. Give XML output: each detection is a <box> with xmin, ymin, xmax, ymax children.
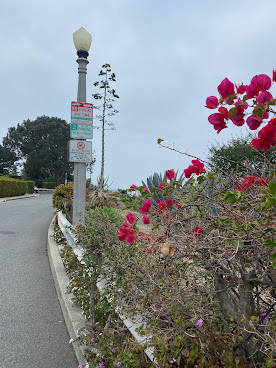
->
<box><xmin>224</xmin><ymin>190</ymin><xmax>244</xmax><ymax>204</ymax></box>
<box><xmin>252</xmin><ymin>108</ymin><xmax>263</xmax><ymax>118</ymax></box>
<box><xmin>229</xmin><ymin>107</ymin><xmax>237</xmax><ymax>121</ymax></box>
<box><xmin>263</xmin><ymin>239</ymin><xmax>276</xmax><ymax>248</ymax></box>
<box><xmin>226</xmin><ymin>93</ymin><xmax>237</xmax><ymax>101</ymax></box>
<box><xmin>242</xmin><ymin>95</ymin><xmax>249</xmax><ymax>102</ymax></box>
<box><xmin>268</xmin><ymin>98</ymin><xmax>276</xmax><ymax>105</ymax></box>
<box><xmin>207</xmin><ymin>172</ymin><xmax>217</xmax><ymax>180</ymax></box>
<box><xmin>264</xmin><ymin>198</ymin><xmax>276</xmax><ymax>209</ymax></box>
<box><xmin>157</xmin><ymin>138</ymin><xmax>164</xmax><ymax>144</ymax></box>
<box><xmin>268</xmin><ymin>182</ymin><xmax>276</xmax><ymax>196</ymax></box>
<box><xmin>197</xmin><ymin>175</ymin><xmax>205</xmax><ymax>184</ymax></box>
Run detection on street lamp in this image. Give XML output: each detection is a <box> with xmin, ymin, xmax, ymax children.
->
<box><xmin>72</xmin><ymin>27</ymin><xmax>92</xmax><ymax>226</ymax></box>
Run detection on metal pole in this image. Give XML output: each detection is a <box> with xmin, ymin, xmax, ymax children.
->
<box><xmin>72</xmin><ymin>56</ymin><xmax>89</xmax><ymax>226</ymax></box>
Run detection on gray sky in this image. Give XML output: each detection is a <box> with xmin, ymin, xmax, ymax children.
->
<box><xmin>1</xmin><ymin>0</ymin><xmax>276</xmax><ymax>189</ymax></box>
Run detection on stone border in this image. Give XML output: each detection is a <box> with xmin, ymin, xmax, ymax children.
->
<box><xmin>47</xmin><ymin>217</ymin><xmax>88</xmax><ymax>368</ymax></box>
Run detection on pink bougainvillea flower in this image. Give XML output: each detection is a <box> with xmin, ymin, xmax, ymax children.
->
<box><xmin>205</xmin><ymin>96</ymin><xmax>219</xmax><ymax>109</ymax></box>
<box><xmin>140</xmin><ymin>198</ymin><xmax>152</xmax><ymax>214</ymax></box>
<box><xmin>184</xmin><ymin>160</ymin><xmax>206</xmax><ymax>178</ymax></box>
<box><xmin>192</xmin><ymin>159</ymin><xmax>206</xmax><ymax>174</ymax></box>
<box><xmin>130</xmin><ymin>184</ymin><xmax>137</xmax><ymax>189</ymax></box>
<box><xmin>217</xmin><ymin>78</ymin><xmax>235</xmax><ymax>99</ymax></box>
<box><xmin>158</xmin><ymin>184</ymin><xmax>164</xmax><ymax>189</ymax></box>
<box><xmin>233</xmin><ymin>113</ymin><xmax>245</xmax><ymax>127</ymax></box>
<box><xmin>118</xmin><ymin>227</ymin><xmax>130</xmax><ymax>241</ymax></box>
<box><xmin>158</xmin><ymin>201</ymin><xmax>167</xmax><ymax>210</ymax></box>
<box><xmin>126</xmin><ymin>213</ymin><xmax>137</xmax><ymax>224</ymax></box>
<box><xmin>176</xmin><ymin>203</ymin><xmax>182</xmax><ymax>209</ymax></box>
<box><xmin>126</xmin><ymin>232</ymin><xmax>136</xmax><ymax>244</ymax></box>
<box><xmin>208</xmin><ymin>112</ymin><xmax>227</xmax><ymax>133</ymax></box>
<box><xmin>235</xmin><ymin>98</ymin><xmax>248</xmax><ymax>114</ymax></box>
<box><xmin>193</xmin><ymin>226</ymin><xmax>203</xmax><ymax>236</ymax></box>
<box><xmin>251</xmin><ymin>119</ymin><xmax>276</xmax><ymax>150</ymax></box>
<box><xmin>236</xmin><ymin>83</ymin><xmax>246</xmax><ymax>94</ymax></box>
<box><xmin>142</xmin><ymin>215</ymin><xmax>150</xmax><ymax>224</ymax></box>
<box><xmin>235</xmin><ymin>175</ymin><xmax>268</xmax><ymax>192</ymax></box>
<box><xmin>252</xmin><ymin>138</ymin><xmax>271</xmax><ymax>150</ymax></box>
<box><xmin>263</xmin><ymin>111</ymin><xmax>270</xmax><ymax>119</ymax></box>
<box><xmin>165</xmin><ymin>199</ymin><xmax>174</xmax><ymax>206</ymax></box>
<box><xmin>184</xmin><ymin>166</ymin><xmax>194</xmax><ymax>178</ymax></box>
<box><xmin>196</xmin><ymin>319</ymin><xmax>203</xmax><ymax>327</ymax></box>
<box><xmin>273</xmin><ymin>69</ymin><xmax>276</xmax><ymax>82</ymax></box>
<box><xmin>257</xmin><ymin>91</ymin><xmax>273</xmax><ymax>104</ymax></box>
<box><xmin>246</xmin><ymin>83</ymin><xmax>260</xmax><ymax>99</ymax></box>
<box><xmin>122</xmin><ymin>221</ymin><xmax>131</xmax><ymax>228</ymax></box>
<box><xmin>165</xmin><ymin>169</ymin><xmax>175</xmax><ymax>181</ymax></box>
<box><xmin>144</xmin><ymin>187</ymin><xmax>149</xmax><ymax>192</ymax></box>
<box><xmin>218</xmin><ymin>106</ymin><xmax>229</xmax><ymax>120</ymax></box>
<box><xmin>246</xmin><ymin>114</ymin><xmax>263</xmax><ymax>130</ymax></box>
<box><xmin>208</xmin><ymin>112</ymin><xmax>225</xmax><ymax>125</ymax></box>
<box><xmin>251</xmin><ymin>74</ymin><xmax>271</xmax><ymax>91</ymax></box>
<box><xmin>155</xmin><ymin>198</ymin><xmax>161</xmax><ymax>203</ymax></box>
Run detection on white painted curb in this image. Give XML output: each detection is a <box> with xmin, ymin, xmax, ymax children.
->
<box><xmin>47</xmin><ymin>217</ymin><xmax>88</xmax><ymax>368</ymax></box>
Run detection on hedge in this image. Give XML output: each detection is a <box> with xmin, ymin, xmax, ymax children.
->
<box><xmin>43</xmin><ymin>182</ymin><xmax>56</xmax><ymax>189</ymax></box>
<box><xmin>0</xmin><ymin>178</ymin><xmax>28</xmax><ymax>198</ymax></box>
<box><xmin>27</xmin><ymin>181</ymin><xmax>35</xmax><ymax>194</ymax></box>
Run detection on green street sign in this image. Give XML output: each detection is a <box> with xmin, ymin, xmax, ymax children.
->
<box><xmin>70</xmin><ymin>123</ymin><xmax>93</xmax><ymax>139</ymax></box>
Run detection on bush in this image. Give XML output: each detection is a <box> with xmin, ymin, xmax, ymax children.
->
<box><xmin>27</xmin><ymin>180</ymin><xmax>35</xmax><ymax>193</ymax></box>
<box><xmin>0</xmin><ymin>178</ymin><xmax>28</xmax><ymax>197</ymax></box>
<box><xmin>43</xmin><ymin>182</ymin><xmax>56</xmax><ymax>189</ymax></box>
<box><xmin>52</xmin><ymin>182</ymin><xmax>74</xmax><ymax>222</ymax></box>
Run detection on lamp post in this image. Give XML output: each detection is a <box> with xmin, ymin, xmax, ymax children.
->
<box><xmin>72</xmin><ymin>27</ymin><xmax>92</xmax><ymax>226</ymax></box>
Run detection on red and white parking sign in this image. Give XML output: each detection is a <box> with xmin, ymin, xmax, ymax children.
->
<box><xmin>71</xmin><ymin>102</ymin><xmax>93</xmax><ymax>125</ymax></box>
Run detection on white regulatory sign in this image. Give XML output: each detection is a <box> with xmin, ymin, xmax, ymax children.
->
<box><xmin>68</xmin><ymin>140</ymin><xmax>92</xmax><ymax>163</ymax></box>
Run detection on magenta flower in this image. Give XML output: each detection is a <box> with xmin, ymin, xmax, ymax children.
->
<box><xmin>165</xmin><ymin>169</ymin><xmax>175</xmax><ymax>181</ymax></box>
<box><xmin>126</xmin><ymin>213</ymin><xmax>137</xmax><ymax>224</ymax></box>
<box><xmin>193</xmin><ymin>226</ymin><xmax>203</xmax><ymax>236</ymax></box>
<box><xmin>159</xmin><ymin>184</ymin><xmax>164</xmax><ymax>189</ymax></box>
<box><xmin>140</xmin><ymin>199</ymin><xmax>152</xmax><ymax>214</ymax></box>
<box><xmin>130</xmin><ymin>184</ymin><xmax>137</xmax><ymax>189</ymax></box>
<box><xmin>251</xmin><ymin>74</ymin><xmax>271</xmax><ymax>91</ymax></box>
<box><xmin>144</xmin><ymin>186</ymin><xmax>149</xmax><ymax>192</ymax></box>
<box><xmin>170</xmin><ymin>357</ymin><xmax>177</xmax><ymax>364</ymax></box>
<box><xmin>246</xmin><ymin>114</ymin><xmax>263</xmax><ymax>130</ymax></box>
<box><xmin>142</xmin><ymin>215</ymin><xmax>150</xmax><ymax>224</ymax></box>
<box><xmin>257</xmin><ymin>91</ymin><xmax>273</xmax><ymax>104</ymax></box>
<box><xmin>233</xmin><ymin>113</ymin><xmax>245</xmax><ymax>127</ymax></box>
<box><xmin>205</xmin><ymin>96</ymin><xmax>219</xmax><ymax>109</ymax></box>
<box><xmin>196</xmin><ymin>319</ymin><xmax>203</xmax><ymax>327</ymax></box>
<box><xmin>217</xmin><ymin>78</ymin><xmax>235</xmax><ymax>99</ymax></box>
<box><xmin>165</xmin><ymin>199</ymin><xmax>174</xmax><ymax>206</ymax></box>
<box><xmin>273</xmin><ymin>69</ymin><xmax>276</xmax><ymax>82</ymax></box>
<box><xmin>236</xmin><ymin>83</ymin><xmax>246</xmax><ymax>94</ymax></box>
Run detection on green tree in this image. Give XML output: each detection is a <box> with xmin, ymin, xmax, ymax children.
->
<box><xmin>0</xmin><ymin>144</ymin><xmax>15</xmax><ymax>174</ymax></box>
<box><xmin>3</xmin><ymin>116</ymin><xmax>72</xmax><ymax>185</ymax></box>
<box><xmin>207</xmin><ymin>133</ymin><xmax>275</xmax><ymax>174</ymax></box>
<box><xmin>92</xmin><ymin>64</ymin><xmax>119</xmax><ymax>192</ymax></box>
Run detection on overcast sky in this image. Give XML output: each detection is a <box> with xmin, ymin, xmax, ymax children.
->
<box><xmin>1</xmin><ymin>0</ymin><xmax>276</xmax><ymax>189</ymax></box>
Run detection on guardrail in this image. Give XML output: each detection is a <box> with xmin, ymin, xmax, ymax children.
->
<box><xmin>57</xmin><ymin>211</ymin><xmax>158</xmax><ymax>366</ymax></box>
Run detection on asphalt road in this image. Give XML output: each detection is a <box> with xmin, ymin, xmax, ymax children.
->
<box><xmin>0</xmin><ymin>193</ymin><xmax>78</xmax><ymax>368</ymax></box>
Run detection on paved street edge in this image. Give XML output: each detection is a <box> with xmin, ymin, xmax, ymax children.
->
<box><xmin>47</xmin><ymin>216</ymin><xmax>88</xmax><ymax>367</ymax></box>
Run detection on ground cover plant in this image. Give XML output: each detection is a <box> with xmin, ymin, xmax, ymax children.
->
<box><xmin>54</xmin><ymin>70</ymin><xmax>276</xmax><ymax>368</ymax></box>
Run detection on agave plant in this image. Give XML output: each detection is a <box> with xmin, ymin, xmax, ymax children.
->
<box><xmin>142</xmin><ymin>170</ymin><xmax>185</xmax><ymax>208</ymax></box>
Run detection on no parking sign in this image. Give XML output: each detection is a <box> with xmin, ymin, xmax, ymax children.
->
<box><xmin>68</xmin><ymin>140</ymin><xmax>92</xmax><ymax>163</ymax></box>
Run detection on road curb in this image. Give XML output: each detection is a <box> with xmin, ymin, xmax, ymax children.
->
<box><xmin>47</xmin><ymin>216</ymin><xmax>88</xmax><ymax>367</ymax></box>
<box><xmin>0</xmin><ymin>194</ymin><xmax>38</xmax><ymax>202</ymax></box>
